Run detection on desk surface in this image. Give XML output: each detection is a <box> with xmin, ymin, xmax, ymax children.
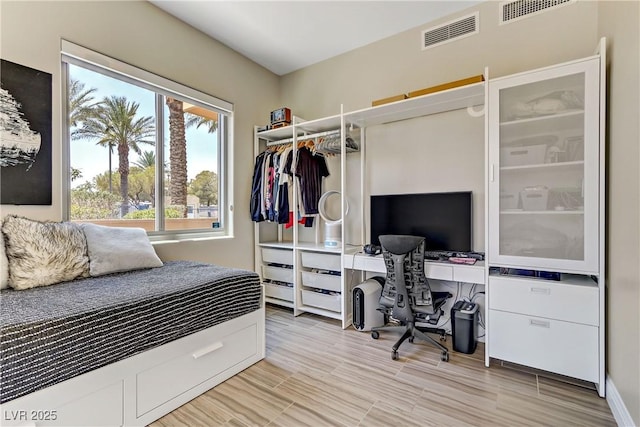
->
<box><xmin>343</xmin><ymin>253</ymin><xmax>485</xmax><ymax>285</ymax></box>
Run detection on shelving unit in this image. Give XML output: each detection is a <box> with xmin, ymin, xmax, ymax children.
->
<box><xmin>254</xmin><ymin>79</ymin><xmax>486</xmax><ymax>329</ymax></box>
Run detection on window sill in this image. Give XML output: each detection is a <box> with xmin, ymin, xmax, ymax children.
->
<box><xmin>149</xmin><ymin>231</ymin><xmax>232</xmax><ymax>245</ymax></box>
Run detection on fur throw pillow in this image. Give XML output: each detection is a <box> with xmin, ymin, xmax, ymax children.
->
<box><xmin>2</xmin><ymin>216</ymin><xmax>90</xmax><ymax>290</ymax></box>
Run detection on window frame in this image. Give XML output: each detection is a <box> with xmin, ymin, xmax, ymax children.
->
<box><xmin>61</xmin><ymin>40</ymin><xmax>234</xmax><ymax>241</ymax></box>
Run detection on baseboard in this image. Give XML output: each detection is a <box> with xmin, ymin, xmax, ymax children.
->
<box><xmin>606</xmin><ymin>375</ymin><xmax>636</xmax><ymax>427</ymax></box>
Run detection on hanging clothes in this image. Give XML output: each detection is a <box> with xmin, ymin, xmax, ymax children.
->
<box><xmin>250</xmin><ymin>144</ymin><xmax>329</xmax><ymax>225</ymax></box>
<box><xmin>293</xmin><ymin>146</ymin><xmax>330</xmax><ymax>215</ymax></box>
<box><xmin>250</xmin><ymin>151</ymin><xmax>267</xmax><ymax>222</ymax></box>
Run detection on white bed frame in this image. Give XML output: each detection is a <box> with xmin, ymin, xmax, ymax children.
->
<box><xmin>0</xmin><ymin>305</ymin><xmax>265</xmax><ymax>427</ymax></box>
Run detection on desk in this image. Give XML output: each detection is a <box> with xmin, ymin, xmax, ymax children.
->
<box><xmin>343</xmin><ymin>253</ymin><xmax>485</xmax><ymax>285</ymax></box>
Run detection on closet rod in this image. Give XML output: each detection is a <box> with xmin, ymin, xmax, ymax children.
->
<box><xmin>265</xmin><ymin>128</ymin><xmax>343</xmax><ymax>147</ymax></box>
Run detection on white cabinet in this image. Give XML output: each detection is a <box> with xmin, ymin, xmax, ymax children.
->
<box><xmin>488</xmin><ymin>58</ymin><xmax>600</xmax><ymax>274</ymax></box>
<box><xmin>486</xmin><ymin>50</ymin><xmax>606</xmax><ymax>397</ymax></box>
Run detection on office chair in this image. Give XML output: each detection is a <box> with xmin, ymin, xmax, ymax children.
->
<box><xmin>370</xmin><ymin>235</ymin><xmax>452</xmax><ymax>361</ymax></box>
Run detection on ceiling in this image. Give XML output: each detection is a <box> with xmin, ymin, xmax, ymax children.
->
<box><xmin>150</xmin><ymin>1</ymin><xmax>483</xmax><ymax>76</ymax></box>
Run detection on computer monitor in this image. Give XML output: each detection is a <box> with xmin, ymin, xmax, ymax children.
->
<box><xmin>370</xmin><ymin>191</ymin><xmax>472</xmax><ymax>252</ymax></box>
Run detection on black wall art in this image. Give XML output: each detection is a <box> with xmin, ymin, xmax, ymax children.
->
<box><xmin>1</xmin><ymin>59</ymin><xmax>52</xmax><ymax>205</ymax></box>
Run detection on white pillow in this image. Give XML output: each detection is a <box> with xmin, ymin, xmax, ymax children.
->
<box><xmin>82</xmin><ymin>223</ymin><xmax>163</xmax><ymax>276</ymax></box>
<box><xmin>0</xmin><ymin>225</ymin><xmax>9</xmax><ymax>290</ymax></box>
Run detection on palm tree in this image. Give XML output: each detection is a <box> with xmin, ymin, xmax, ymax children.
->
<box><xmin>68</xmin><ymin>78</ymin><xmax>102</xmax><ymax>181</ymax></box>
<box><xmin>133</xmin><ymin>150</ymin><xmax>156</xmax><ymax>169</ymax></box>
<box><xmin>68</xmin><ymin>78</ymin><xmax>100</xmax><ymax>138</ymax></box>
<box><xmin>185</xmin><ymin>113</ymin><xmax>218</xmax><ymax>133</ymax></box>
<box><xmin>74</xmin><ymin>96</ymin><xmax>155</xmax><ymax>216</ymax></box>
<box><xmin>166</xmin><ymin>97</ymin><xmax>187</xmax><ymax>216</ymax></box>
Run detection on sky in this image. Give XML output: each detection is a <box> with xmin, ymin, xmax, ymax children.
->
<box><xmin>69</xmin><ymin>64</ymin><xmax>218</xmax><ymax>188</ymax></box>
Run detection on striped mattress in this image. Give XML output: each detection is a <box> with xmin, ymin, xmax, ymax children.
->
<box><xmin>0</xmin><ymin>260</ymin><xmax>262</xmax><ymax>403</ymax></box>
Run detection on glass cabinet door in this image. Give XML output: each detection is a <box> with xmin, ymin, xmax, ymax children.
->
<box><xmin>488</xmin><ymin>58</ymin><xmax>600</xmax><ymax>274</ymax></box>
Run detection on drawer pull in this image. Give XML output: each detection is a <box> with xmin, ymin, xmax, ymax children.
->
<box><xmin>530</xmin><ymin>287</ymin><xmax>551</xmax><ymax>295</ymax></box>
<box><xmin>192</xmin><ymin>342</ymin><xmax>224</xmax><ymax>359</ymax></box>
<box><xmin>529</xmin><ymin>319</ymin><xmax>550</xmax><ymax>328</ymax></box>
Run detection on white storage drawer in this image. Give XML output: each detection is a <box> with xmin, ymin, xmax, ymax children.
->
<box><xmin>489</xmin><ymin>275</ymin><xmax>598</xmax><ymax>325</ymax></box>
<box><xmin>489</xmin><ymin>310</ymin><xmax>598</xmax><ymax>382</ymax></box>
<box><xmin>262</xmin><ymin>265</ymin><xmax>294</xmax><ymax>283</ymax></box>
<box><xmin>261</xmin><ymin>247</ymin><xmax>293</xmax><ymax>265</ymax></box>
<box><xmin>137</xmin><ymin>323</ymin><xmax>258</xmax><ymax>416</ymax></box>
<box><xmin>301</xmin><ymin>271</ymin><xmax>341</xmax><ymax>292</ymax></box>
<box><xmin>264</xmin><ymin>283</ymin><xmax>294</xmax><ymax>302</ymax></box>
<box><xmin>301</xmin><ymin>290</ymin><xmax>341</xmax><ymax>312</ymax></box>
<box><xmin>301</xmin><ymin>251</ymin><xmax>341</xmax><ymax>271</ymax></box>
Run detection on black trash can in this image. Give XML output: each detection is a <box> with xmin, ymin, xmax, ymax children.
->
<box><xmin>451</xmin><ymin>300</ymin><xmax>479</xmax><ymax>354</ymax></box>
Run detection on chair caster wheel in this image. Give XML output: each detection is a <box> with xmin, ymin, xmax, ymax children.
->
<box><xmin>441</xmin><ymin>352</ymin><xmax>449</xmax><ymax>362</ymax></box>
<box><xmin>371</xmin><ymin>331</ymin><xmax>379</xmax><ymax>340</ymax></box>
<box><xmin>440</xmin><ymin>335</ymin><xmax>446</xmax><ymax>342</ymax></box>
<box><xmin>392</xmin><ymin>351</ymin><xmax>399</xmax><ymax>360</ymax></box>
<box><xmin>408</xmin><ymin>337</ymin><xmax>414</xmax><ymax>343</ymax></box>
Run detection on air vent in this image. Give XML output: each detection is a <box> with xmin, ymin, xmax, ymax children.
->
<box><xmin>500</xmin><ymin>0</ymin><xmax>575</xmax><ymax>24</ymax></box>
<box><xmin>422</xmin><ymin>12</ymin><xmax>479</xmax><ymax>50</ymax></box>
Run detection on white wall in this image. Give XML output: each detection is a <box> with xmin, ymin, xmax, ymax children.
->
<box><xmin>598</xmin><ymin>1</ymin><xmax>640</xmax><ymax>423</ymax></box>
<box><xmin>0</xmin><ymin>0</ymin><xmax>280</xmax><ymax>270</ymax></box>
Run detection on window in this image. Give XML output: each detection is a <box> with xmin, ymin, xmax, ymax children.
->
<box><xmin>62</xmin><ymin>41</ymin><xmax>233</xmax><ymax>238</ymax></box>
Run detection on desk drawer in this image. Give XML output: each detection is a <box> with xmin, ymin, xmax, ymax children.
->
<box><xmin>489</xmin><ymin>310</ymin><xmax>598</xmax><ymax>382</ymax></box>
<box><xmin>489</xmin><ymin>276</ymin><xmax>598</xmax><ymax>325</ymax></box>
<box><xmin>137</xmin><ymin>323</ymin><xmax>258</xmax><ymax>416</ymax></box>
<box><xmin>424</xmin><ymin>264</ymin><xmax>453</xmax><ymax>281</ymax></box>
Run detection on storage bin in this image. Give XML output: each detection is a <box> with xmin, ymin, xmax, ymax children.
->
<box><xmin>264</xmin><ymin>283</ymin><xmax>294</xmax><ymax>302</ymax></box>
<box><xmin>500</xmin><ymin>192</ymin><xmax>519</xmax><ymax>210</ymax></box>
<box><xmin>261</xmin><ymin>247</ymin><xmax>293</xmax><ymax>265</ymax></box>
<box><xmin>301</xmin><ymin>290</ymin><xmax>342</xmax><ymax>312</ymax></box>
<box><xmin>520</xmin><ymin>187</ymin><xmax>549</xmax><ymax>211</ymax></box>
<box><xmin>500</xmin><ymin>144</ymin><xmax>547</xmax><ymax>167</ymax></box>
<box><xmin>262</xmin><ymin>265</ymin><xmax>294</xmax><ymax>283</ymax></box>
<box><xmin>300</xmin><ymin>251</ymin><xmax>341</xmax><ymax>271</ymax></box>
<box><xmin>301</xmin><ymin>271</ymin><xmax>341</xmax><ymax>292</ymax></box>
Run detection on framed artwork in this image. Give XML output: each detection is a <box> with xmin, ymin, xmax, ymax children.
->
<box><xmin>0</xmin><ymin>59</ymin><xmax>52</xmax><ymax>205</ymax></box>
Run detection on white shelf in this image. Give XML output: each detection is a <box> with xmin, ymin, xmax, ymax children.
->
<box><xmin>500</xmin><ymin>210</ymin><xmax>584</xmax><ymax>215</ymax></box>
<box><xmin>500</xmin><ymin>110</ymin><xmax>583</xmax><ymax>140</ymax></box>
<box><xmin>295</xmin><ymin>242</ymin><xmax>343</xmax><ymax>254</ymax></box>
<box><xmin>344</xmin><ymin>82</ymin><xmax>484</xmax><ymax>128</ymax></box>
<box><xmin>296</xmin><ymin>114</ymin><xmax>343</xmax><ymax>134</ymax></box>
<box><xmin>500</xmin><ymin>161</ymin><xmax>584</xmax><ymax>172</ymax></box>
<box><xmin>256</xmin><ymin>126</ymin><xmax>297</xmax><ymax>141</ymax></box>
<box><xmin>259</xmin><ymin>241</ymin><xmax>294</xmax><ymax>249</ymax></box>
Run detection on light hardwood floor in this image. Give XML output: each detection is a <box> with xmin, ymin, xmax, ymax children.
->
<box><xmin>151</xmin><ymin>305</ymin><xmax>616</xmax><ymax>427</ymax></box>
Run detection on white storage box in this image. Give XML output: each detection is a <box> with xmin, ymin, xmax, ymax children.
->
<box><xmin>301</xmin><ymin>271</ymin><xmax>341</xmax><ymax>292</ymax></box>
<box><xmin>500</xmin><ymin>192</ymin><xmax>520</xmax><ymax>210</ymax></box>
<box><xmin>300</xmin><ymin>251</ymin><xmax>341</xmax><ymax>271</ymax></box>
<box><xmin>501</xmin><ymin>144</ymin><xmax>547</xmax><ymax>167</ymax></box>
<box><xmin>264</xmin><ymin>283</ymin><xmax>294</xmax><ymax>302</ymax></box>
<box><xmin>262</xmin><ymin>265</ymin><xmax>294</xmax><ymax>283</ymax></box>
<box><xmin>301</xmin><ymin>290</ymin><xmax>341</xmax><ymax>312</ymax></box>
<box><xmin>520</xmin><ymin>187</ymin><xmax>549</xmax><ymax>211</ymax></box>
<box><xmin>261</xmin><ymin>247</ymin><xmax>293</xmax><ymax>265</ymax></box>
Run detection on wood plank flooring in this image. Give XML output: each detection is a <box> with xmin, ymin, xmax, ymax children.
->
<box><xmin>151</xmin><ymin>305</ymin><xmax>615</xmax><ymax>426</ymax></box>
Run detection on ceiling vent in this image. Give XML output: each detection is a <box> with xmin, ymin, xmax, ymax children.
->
<box><xmin>500</xmin><ymin>0</ymin><xmax>575</xmax><ymax>24</ymax></box>
<box><xmin>421</xmin><ymin>12</ymin><xmax>479</xmax><ymax>50</ymax></box>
